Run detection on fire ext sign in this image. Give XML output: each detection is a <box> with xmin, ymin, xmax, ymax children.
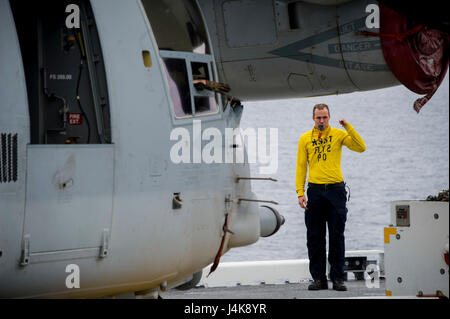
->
<box><xmin>68</xmin><ymin>113</ymin><xmax>83</xmax><ymax>125</ymax></box>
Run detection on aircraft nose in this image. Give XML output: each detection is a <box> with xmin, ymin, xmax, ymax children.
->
<box><xmin>259</xmin><ymin>205</ymin><xmax>285</xmax><ymax>237</ymax></box>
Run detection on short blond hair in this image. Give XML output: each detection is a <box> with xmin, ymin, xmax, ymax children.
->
<box><xmin>313</xmin><ymin>103</ymin><xmax>330</xmax><ymax>117</ymax></box>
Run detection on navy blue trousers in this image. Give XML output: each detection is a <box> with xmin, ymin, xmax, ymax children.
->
<box><xmin>305</xmin><ymin>184</ymin><xmax>348</xmax><ymax>282</ymax></box>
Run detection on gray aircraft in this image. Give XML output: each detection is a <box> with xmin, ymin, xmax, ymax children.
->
<box><xmin>0</xmin><ymin>0</ymin><xmax>447</xmax><ymax>298</ymax></box>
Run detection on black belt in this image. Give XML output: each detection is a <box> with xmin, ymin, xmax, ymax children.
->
<box><xmin>308</xmin><ymin>182</ymin><xmax>345</xmax><ymax>190</ymax></box>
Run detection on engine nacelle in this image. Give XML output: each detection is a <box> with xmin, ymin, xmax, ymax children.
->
<box><xmin>198</xmin><ymin>0</ymin><xmax>448</xmax><ymax>110</ymax></box>
<box><xmin>198</xmin><ymin>0</ymin><xmax>399</xmax><ymax>100</ymax></box>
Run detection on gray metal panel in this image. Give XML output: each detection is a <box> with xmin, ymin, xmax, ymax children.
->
<box><xmin>24</xmin><ymin>145</ymin><xmax>114</xmax><ymax>253</ymax></box>
<box><xmin>385</xmin><ymin>201</ymin><xmax>449</xmax><ymax>297</ymax></box>
<box><xmin>223</xmin><ymin>0</ymin><xmax>277</xmax><ymax>48</ymax></box>
<box><xmin>337</xmin><ymin>0</ymin><xmax>398</xmax><ymax>90</ymax></box>
<box><xmin>0</xmin><ymin>0</ymin><xmax>29</xmax><ymax>194</ymax></box>
<box><xmin>0</xmin><ymin>0</ymin><xmax>29</xmax><ymax>277</ymax></box>
<box><xmin>198</xmin><ymin>0</ymin><xmax>400</xmax><ymax>100</ymax></box>
<box><xmin>201</xmin><ymin>0</ymin><xmax>360</xmax><ymax>99</ymax></box>
<box><xmin>0</xmin><ymin>1</ymin><xmax>30</xmax><ymax>134</ymax></box>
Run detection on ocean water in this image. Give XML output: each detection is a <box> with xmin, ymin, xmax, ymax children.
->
<box><xmin>222</xmin><ymin>74</ymin><xmax>449</xmax><ymax>262</ymax></box>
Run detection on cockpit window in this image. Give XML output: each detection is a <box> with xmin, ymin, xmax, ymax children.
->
<box><xmin>141</xmin><ymin>0</ymin><xmax>221</xmax><ymax>118</ymax></box>
<box><xmin>161</xmin><ymin>58</ymin><xmax>192</xmax><ymax>117</ymax></box>
<box><xmin>141</xmin><ymin>0</ymin><xmax>210</xmax><ymax>54</ymax></box>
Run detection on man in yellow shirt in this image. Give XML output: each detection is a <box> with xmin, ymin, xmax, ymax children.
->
<box><xmin>296</xmin><ymin>103</ymin><xmax>366</xmax><ymax>291</ymax></box>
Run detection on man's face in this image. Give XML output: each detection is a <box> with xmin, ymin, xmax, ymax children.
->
<box><xmin>313</xmin><ymin>108</ymin><xmax>330</xmax><ymax>130</ymax></box>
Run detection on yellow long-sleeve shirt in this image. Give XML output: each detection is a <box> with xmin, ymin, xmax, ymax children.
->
<box><xmin>295</xmin><ymin>123</ymin><xmax>366</xmax><ymax>197</ymax></box>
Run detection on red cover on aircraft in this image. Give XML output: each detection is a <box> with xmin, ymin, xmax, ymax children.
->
<box><xmin>378</xmin><ymin>4</ymin><xmax>449</xmax><ymax>113</ymax></box>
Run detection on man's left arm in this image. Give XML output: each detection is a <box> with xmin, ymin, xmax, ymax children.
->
<box><xmin>339</xmin><ymin>119</ymin><xmax>366</xmax><ymax>153</ymax></box>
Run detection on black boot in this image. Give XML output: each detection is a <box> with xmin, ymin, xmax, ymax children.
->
<box><xmin>308</xmin><ymin>280</ymin><xmax>328</xmax><ymax>290</ymax></box>
<box><xmin>332</xmin><ymin>280</ymin><xmax>347</xmax><ymax>291</ymax></box>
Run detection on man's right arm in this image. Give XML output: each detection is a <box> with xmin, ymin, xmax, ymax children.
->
<box><xmin>295</xmin><ymin>135</ymin><xmax>308</xmax><ymax>208</ymax></box>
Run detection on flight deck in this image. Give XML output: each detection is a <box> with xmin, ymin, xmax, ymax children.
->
<box><xmin>162</xmin><ymin>279</ymin><xmax>387</xmax><ymax>299</ymax></box>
